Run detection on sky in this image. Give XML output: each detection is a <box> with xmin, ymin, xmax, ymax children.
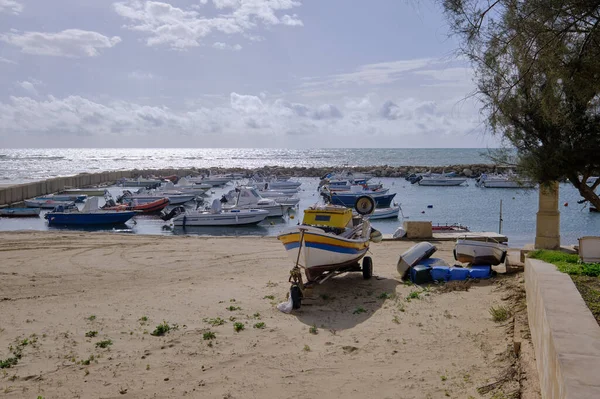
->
<box><xmin>0</xmin><ymin>0</ymin><xmax>499</xmax><ymax>148</ymax></box>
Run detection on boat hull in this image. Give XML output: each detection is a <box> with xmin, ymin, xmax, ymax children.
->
<box><xmin>369</xmin><ymin>205</ymin><xmax>400</xmax><ymax>220</ymax></box>
<box><xmin>454</xmin><ymin>239</ymin><xmax>507</xmax><ymax>265</ymax></box>
<box><xmin>25</xmin><ymin>199</ymin><xmax>76</xmax><ymax>209</ymax></box>
<box><xmin>277</xmin><ymin>227</ymin><xmax>370</xmax><ymax>272</ymax></box>
<box><xmin>327</xmin><ymin>192</ymin><xmax>396</xmax><ymax>208</ymax></box>
<box><xmin>105</xmin><ymin>198</ymin><xmax>170</xmax><ymax>214</ymax></box>
<box><xmin>45</xmin><ymin>211</ymin><xmax>136</xmax><ymax>225</ymax></box>
<box><xmin>172</xmin><ymin>209</ymin><xmax>269</xmax><ymax>226</ymax></box>
<box><xmin>224</xmin><ymin>204</ymin><xmax>292</xmax><ymax>217</ymax></box>
<box><xmin>0</xmin><ymin>207</ymin><xmax>41</xmax><ymax>217</ymax></box>
<box><xmin>417</xmin><ymin>178</ymin><xmax>466</xmax><ymax>186</ymax></box>
<box><xmin>61</xmin><ymin>188</ymin><xmax>107</xmax><ymax>196</ymax></box>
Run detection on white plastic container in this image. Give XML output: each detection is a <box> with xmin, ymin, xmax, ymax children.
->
<box><xmin>579</xmin><ymin>236</ymin><xmax>600</xmax><ymax>263</ymax></box>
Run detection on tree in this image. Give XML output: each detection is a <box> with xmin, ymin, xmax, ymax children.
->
<box><xmin>442</xmin><ymin>0</ymin><xmax>600</xmax><ymax>208</ymax></box>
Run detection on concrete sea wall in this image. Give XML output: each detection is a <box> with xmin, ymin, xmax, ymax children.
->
<box><xmin>525</xmin><ymin>258</ymin><xmax>600</xmax><ymax>398</ymax></box>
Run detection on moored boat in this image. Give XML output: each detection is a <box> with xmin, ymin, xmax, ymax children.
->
<box><xmin>0</xmin><ymin>207</ymin><xmax>41</xmax><ymax>217</ymax></box>
<box><xmin>60</xmin><ymin>188</ymin><xmax>107</xmax><ymax>197</ymax></box>
<box><xmin>44</xmin><ymin>197</ymin><xmax>136</xmax><ymax>226</ymax></box>
<box><xmin>102</xmin><ymin>197</ymin><xmax>170</xmax><ymax>214</ymax></box>
<box><xmin>322</xmin><ymin>189</ymin><xmax>396</xmax><ymax>208</ymax></box>
<box><xmin>25</xmin><ymin>199</ymin><xmax>76</xmax><ymax>209</ymax></box>
<box><xmin>368</xmin><ymin>203</ymin><xmax>400</xmax><ymax>220</ymax></box>
<box><xmin>168</xmin><ymin>199</ymin><xmax>269</xmax><ymax>226</ymax></box>
<box><xmin>476</xmin><ymin>173</ymin><xmax>535</xmax><ymax>188</ymax></box>
<box><xmin>454</xmin><ymin>238</ymin><xmax>507</xmax><ymax>265</ymax></box>
<box><xmin>221</xmin><ymin>187</ymin><xmax>293</xmax><ymax>217</ymax></box>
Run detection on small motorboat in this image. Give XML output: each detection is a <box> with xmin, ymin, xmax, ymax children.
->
<box><xmin>0</xmin><ymin>207</ymin><xmax>41</xmax><ymax>217</ymax></box>
<box><xmin>25</xmin><ymin>198</ymin><xmax>76</xmax><ymax>209</ymax></box>
<box><xmin>44</xmin><ymin>197</ymin><xmax>136</xmax><ymax>226</ymax></box>
<box><xmin>454</xmin><ymin>238</ymin><xmax>508</xmax><ymax>265</ymax></box>
<box><xmin>220</xmin><ymin>187</ymin><xmax>293</xmax><ymax>217</ymax></box>
<box><xmin>102</xmin><ymin>197</ymin><xmax>170</xmax><ymax>214</ymax></box>
<box><xmin>33</xmin><ymin>194</ymin><xmax>87</xmax><ymax>202</ymax></box>
<box><xmin>322</xmin><ymin>188</ymin><xmax>396</xmax><ymax>208</ymax></box>
<box><xmin>60</xmin><ymin>188</ymin><xmax>107</xmax><ymax>197</ymax></box>
<box><xmin>415</xmin><ymin>176</ymin><xmax>467</xmax><ymax>186</ymax></box>
<box><xmin>277</xmin><ymin>196</ymin><xmax>381</xmax><ymax>310</ymax></box>
<box><xmin>119</xmin><ymin>189</ymin><xmax>196</xmax><ymax>205</ymax></box>
<box><xmin>368</xmin><ymin>203</ymin><xmax>400</xmax><ymax>220</ymax></box>
<box><xmin>166</xmin><ymin>199</ymin><xmax>269</xmax><ymax>226</ymax></box>
<box><xmin>476</xmin><ymin>173</ymin><xmax>535</xmax><ymax>188</ymax></box>
<box><xmin>119</xmin><ymin>177</ymin><xmax>164</xmax><ymax>187</ymax></box>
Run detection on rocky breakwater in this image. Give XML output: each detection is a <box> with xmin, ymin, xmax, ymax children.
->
<box><xmin>130</xmin><ymin>164</ymin><xmax>510</xmax><ymax>179</ymax></box>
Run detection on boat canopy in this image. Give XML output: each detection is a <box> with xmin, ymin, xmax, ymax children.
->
<box><xmin>302</xmin><ymin>206</ymin><xmax>352</xmax><ymax>228</ymax></box>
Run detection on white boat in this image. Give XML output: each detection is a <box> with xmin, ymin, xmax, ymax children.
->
<box><xmin>578</xmin><ymin>236</ymin><xmax>600</xmax><ymax>263</ymax></box>
<box><xmin>170</xmin><ymin>199</ymin><xmax>269</xmax><ymax>226</ymax></box>
<box><xmin>258</xmin><ymin>187</ymin><xmax>300</xmax><ymax>196</ymax></box>
<box><xmin>368</xmin><ymin>203</ymin><xmax>400</xmax><ymax>220</ymax></box>
<box><xmin>476</xmin><ymin>173</ymin><xmax>535</xmax><ymax>188</ymax></box>
<box><xmin>163</xmin><ymin>179</ymin><xmax>210</xmax><ymax>196</ymax></box>
<box><xmin>119</xmin><ymin>177</ymin><xmax>163</xmax><ymax>187</ymax></box>
<box><xmin>61</xmin><ymin>188</ymin><xmax>107</xmax><ymax>197</ymax></box>
<box><xmin>25</xmin><ymin>198</ymin><xmax>76</xmax><ymax>209</ymax></box>
<box><xmin>454</xmin><ymin>238</ymin><xmax>507</xmax><ymax>265</ymax></box>
<box><xmin>185</xmin><ymin>175</ymin><xmax>231</xmax><ymax>187</ymax></box>
<box><xmin>416</xmin><ymin>176</ymin><xmax>467</xmax><ymax>186</ymax></box>
<box><xmin>221</xmin><ymin>187</ymin><xmax>293</xmax><ymax>217</ymax></box>
<box><xmin>251</xmin><ymin>176</ymin><xmax>302</xmax><ymax>190</ymax></box>
<box><xmin>119</xmin><ymin>190</ymin><xmax>196</xmax><ymax>205</ymax></box>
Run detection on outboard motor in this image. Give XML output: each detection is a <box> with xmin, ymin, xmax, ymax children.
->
<box><xmin>160</xmin><ymin>206</ymin><xmax>185</xmax><ymax>221</ymax></box>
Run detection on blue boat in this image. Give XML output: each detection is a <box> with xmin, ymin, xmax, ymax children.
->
<box><xmin>0</xmin><ymin>207</ymin><xmax>41</xmax><ymax>217</ymax></box>
<box><xmin>44</xmin><ymin>197</ymin><xmax>135</xmax><ymax>226</ymax></box>
<box><xmin>323</xmin><ymin>192</ymin><xmax>396</xmax><ymax>208</ymax></box>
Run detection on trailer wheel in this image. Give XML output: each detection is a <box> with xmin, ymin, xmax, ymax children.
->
<box><xmin>362</xmin><ymin>256</ymin><xmax>373</xmax><ymax>280</ymax></box>
<box><xmin>290</xmin><ymin>285</ymin><xmax>302</xmax><ymax>309</ymax></box>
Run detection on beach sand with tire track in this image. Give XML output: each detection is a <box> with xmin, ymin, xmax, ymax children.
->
<box><xmin>0</xmin><ymin>231</ymin><xmax>534</xmax><ymax>398</ymax></box>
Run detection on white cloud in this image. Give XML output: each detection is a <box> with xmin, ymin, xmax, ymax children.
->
<box><xmin>213</xmin><ymin>42</ymin><xmax>242</xmax><ymax>51</ymax></box>
<box><xmin>113</xmin><ymin>0</ymin><xmax>303</xmax><ymax>49</ymax></box>
<box><xmin>0</xmin><ymin>0</ymin><xmax>23</xmax><ymax>15</ymax></box>
<box><xmin>128</xmin><ymin>70</ymin><xmax>155</xmax><ymax>79</ymax></box>
<box><xmin>0</xmin><ymin>91</ymin><xmax>484</xmax><ymax>147</ymax></box>
<box><xmin>0</xmin><ymin>29</ymin><xmax>121</xmax><ymax>57</ymax></box>
<box><xmin>17</xmin><ymin>80</ymin><xmax>40</xmax><ymax>96</ymax></box>
<box><xmin>0</xmin><ymin>56</ymin><xmax>17</xmax><ymax>64</ymax></box>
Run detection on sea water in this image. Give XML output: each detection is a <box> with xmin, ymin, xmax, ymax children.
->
<box><xmin>0</xmin><ymin>148</ymin><xmax>597</xmax><ymax>247</ymax></box>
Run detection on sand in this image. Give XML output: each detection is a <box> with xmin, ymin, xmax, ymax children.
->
<box><xmin>0</xmin><ymin>231</ymin><xmax>537</xmax><ymax>399</ymax></box>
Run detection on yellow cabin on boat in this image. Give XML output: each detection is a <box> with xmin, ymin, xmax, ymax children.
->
<box><xmin>302</xmin><ymin>207</ymin><xmax>353</xmax><ymax>229</ymax></box>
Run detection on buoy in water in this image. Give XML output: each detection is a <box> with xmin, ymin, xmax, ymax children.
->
<box><xmin>427</xmin><ymin>205</ymin><xmax>433</xmax><ymax>208</ymax></box>
<box><xmin>290</xmin><ymin>215</ymin><xmax>295</xmax><ymax>219</ymax></box>
<box><xmin>564</xmin><ymin>202</ymin><xmax>568</xmax><ymax>207</ymax></box>
<box><xmin>421</xmin><ymin>211</ymin><xmax>425</xmax><ymax>214</ymax></box>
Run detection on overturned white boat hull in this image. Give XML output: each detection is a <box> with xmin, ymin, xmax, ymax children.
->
<box><xmin>454</xmin><ymin>239</ymin><xmax>507</xmax><ymax>265</ymax></box>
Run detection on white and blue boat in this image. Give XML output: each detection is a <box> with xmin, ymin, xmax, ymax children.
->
<box><xmin>25</xmin><ymin>199</ymin><xmax>76</xmax><ymax>209</ymax></box>
<box><xmin>322</xmin><ymin>189</ymin><xmax>396</xmax><ymax>208</ymax></box>
<box><xmin>44</xmin><ymin>197</ymin><xmax>135</xmax><ymax>226</ymax></box>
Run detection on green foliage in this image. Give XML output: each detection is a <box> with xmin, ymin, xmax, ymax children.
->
<box><xmin>406</xmin><ymin>291</ymin><xmax>420</xmax><ymax>300</ymax></box>
<box><xmin>530</xmin><ymin>250</ymin><xmax>600</xmax><ymax>277</ymax></box>
<box><xmin>81</xmin><ymin>355</ymin><xmax>95</xmax><ymax>365</ymax></box>
<box><xmin>151</xmin><ymin>321</ymin><xmax>177</xmax><ymax>336</ymax></box>
<box><xmin>227</xmin><ymin>306</ymin><xmax>241</xmax><ymax>311</ymax></box>
<box><xmin>309</xmin><ymin>324</ymin><xmax>318</xmax><ymax>334</ymax></box>
<box><xmin>442</xmin><ymin>0</ymin><xmax>600</xmax><ymax>206</ymax></box>
<box><xmin>233</xmin><ymin>322</ymin><xmax>245</xmax><ymax>332</ymax></box>
<box><xmin>378</xmin><ymin>292</ymin><xmax>394</xmax><ymax>300</ymax></box>
<box><xmin>204</xmin><ymin>317</ymin><xmax>226</xmax><ymax>326</ymax></box>
<box><xmin>352</xmin><ymin>307</ymin><xmax>367</xmax><ymax>314</ymax></box>
<box><xmin>95</xmin><ymin>339</ymin><xmax>113</xmax><ymax>349</ymax></box>
<box><xmin>139</xmin><ymin>316</ymin><xmax>148</xmax><ymax>323</ymax></box>
<box><xmin>203</xmin><ymin>331</ymin><xmax>216</xmax><ymax>340</ymax></box>
<box><xmin>253</xmin><ymin>322</ymin><xmax>266</xmax><ymax>329</ymax></box>
<box><xmin>85</xmin><ymin>331</ymin><xmax>98</xmax><ymax>338</ymax></box>
<box><xmin>489</xmin><ymin>305</ymin><xmax>510</xmax><ymax>322</ymax></box>
<box><xmin>0</xmin><ymin>357</ymin><xmax>18</xmax><ymax>369</ymax></box>
<box><xmin>263</xmin><ymin>295</ymin><xmax>275</xmax><ymax>300</ymax></box>
<box><xmin>86</xmin><ymin>315</ymin><xmax>96</xmax><ymax>321</ymax></box>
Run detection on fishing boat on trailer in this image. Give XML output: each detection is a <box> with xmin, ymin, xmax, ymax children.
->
<box><xmin>454</xmin><ymin>238</ymin><xmax>508</xmax><ymax>265</ymax></box>
<box><xmin>44</xmin><ymin>197</ymin><xmax>136</xmax><ymax>226</ymax></box>
<box><xmin>0</xmin><ymin>207</ymin><xmax>41</xmax><ymax>217</ymax></box>
<box><xmin>277</xmin><ymin>196</ymin><xmax>381</xmax><ymax>310</ymax></box>
<box><xmin>166</xmin><ymin>199</ymin><xmax>269</xmax><ymax>226</ymax></box>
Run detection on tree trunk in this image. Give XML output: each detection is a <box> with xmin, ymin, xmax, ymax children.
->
<box><xmin>568</xmin><ymin>174</ymin><xmax>600</xmax><ymax>209</ymax></box>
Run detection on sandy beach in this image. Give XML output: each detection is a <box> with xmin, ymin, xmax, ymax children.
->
<box><xmin>0</xmin><ymin>232</ymin><xmax>538</xmax><ymax>398</ymax></box>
